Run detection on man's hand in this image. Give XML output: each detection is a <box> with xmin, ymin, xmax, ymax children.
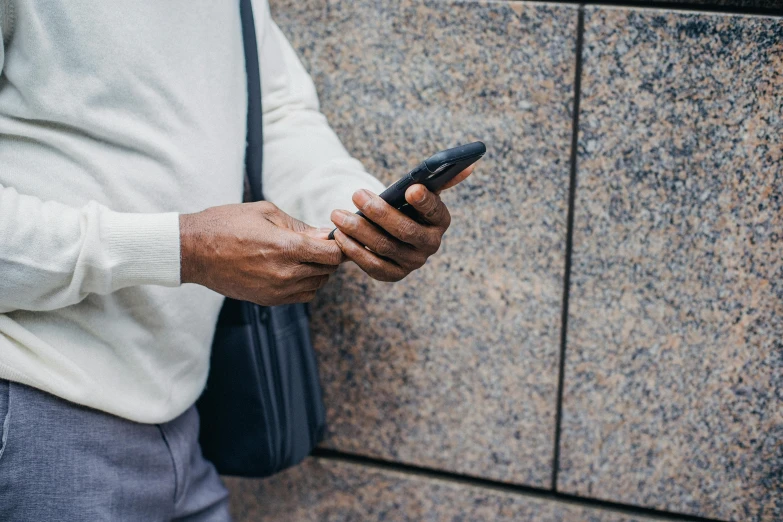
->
<box><xmin>180</xmin><ymin>202</ymin><xmax>342</xmax><ymax>305</ymax></box>
<box><xmin>329</xmin><ymin>165</ymin><xmax>475</xmax><ymax>282</ymax></box>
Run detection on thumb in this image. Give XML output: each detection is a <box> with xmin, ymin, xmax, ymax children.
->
<box><xmin>303</xmin><ymin>227</ymin><xmax>336</xmax><ymax>241</ymax></box>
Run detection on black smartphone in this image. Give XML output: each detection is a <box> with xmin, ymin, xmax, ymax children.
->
<box><xmin>328</xmin><ymin>141</ymin><xmax>486</xmax><ymax>239</ymax></box>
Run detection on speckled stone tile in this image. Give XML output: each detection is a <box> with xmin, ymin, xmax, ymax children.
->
<box><xmin>559</xmin><ymin>7</ymin><xmax>783</xmax><ymax>522</ymax></box>
<box><xmin>224</xmin><ymin>459</ymin><xmax>665</xmax><ymax>522</ymax></box>
<box><xmin>269</xmin><ymin>0</ymin><xmax>576</xmax><ymax>486</ymax></box>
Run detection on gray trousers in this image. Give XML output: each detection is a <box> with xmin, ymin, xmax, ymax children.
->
<box><xmin>0</xmin><ymin>379</ymin><xmax>232</xmax><ymax>522</ymax></box>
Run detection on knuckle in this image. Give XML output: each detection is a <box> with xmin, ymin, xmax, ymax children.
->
<box><xmin>369</xmin><ymin>199</ymin><xmax>388</xmax><ymax>220</ymax></box>
<box><xmin>424</xmin><ymin>199</ymin><xmax>448</xmax><ymax>224</ymax></box>
<box><xmin>397</xmin><ymin>253</ymin><xmax>422</xmax><ymax>270</ymax></box>
<box><xmin>410</xmin><ymin>255</ymin><xmax>427</xmax><ymax>270</ymax></box>
<box><xmin>429</xmin><ymin>233</ymin><xmax>442</xmax><ymax>253</ymax></box>
<box><xmin>391</xmin><ymin>267</ymin><xmax>410</xmax><ymax>282</ymax></box>
<box><xmin>280</xmin><ymin>265</ymin><xmax>298</xmax><ymax>283</ymax></box>
<box><xmin>373</xmin><ymin>236</ymin><xmax>396</xmax><ymax>258</ymax></box>
<box><xmin>332</xmin><ymin>241</ymin><xmax>345</xmax><ymax>257</ymax></box>
<box><xmin>329</xmin><ymin>248</ymin><xmax>344</xmax><ymax>266</ymax></box>
<box><xmin>365</xmin><ymin>255</ymin><xmax>382</xmax><ymax>272</ymax></box>
<box><xmin>441</xmin><ymin>207</ymin><xmax>452</xmax><ymax>228</ymax></box>
<box><xmin>341</xmin><ymin>214</ymin><xmax>358</xmax><ymax>233</ymax></box>
<box><xmin>415</xmin><ymin>228</ymin><xmax>430</xmax><ymax>247</ymax></box>
<box><xmin>269</xmin><ymin>287</ymin><xmax>285</xmax><ymax>301</ymax></box>
<box><xmin>258</xmin><ymin>201</ymin><xmax>279</xmax><ymax>216</ymax></box>
<box><xmin>397</xmin><ymin>220</ymin><xmax>420</xmax><ymax>244</ymax></box>
<box><xmin>421</xmin><ymin>197</ymin><xmax>438</xmax><ymax>216</ymax></box>
<box><xmin>366</xmin><ymin>259</ymin><xmax>389</xmax><ymax>281</ymax></box>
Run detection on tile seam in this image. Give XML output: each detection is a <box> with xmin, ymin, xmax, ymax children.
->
<box><xmin>311</xmin><ymin>448</ymin><xmax>725</xmax><ymax>522</ymax></box>
<box><xmin>551</xmin><ymin>2</ymin><xmax>584</xmax><ymax>495</ymax></box>
<box><xmin>473</xmin><ymin>0</ymin><xmax>783</xmax><ymax>18</ymax></box>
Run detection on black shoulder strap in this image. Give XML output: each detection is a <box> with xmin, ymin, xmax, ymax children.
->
<box><xmin>240</xmin><ymin>0</ymin><xmax>264</xmax><ymax>202</ymax></box>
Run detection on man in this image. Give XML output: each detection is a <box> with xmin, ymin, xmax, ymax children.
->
<box><xmin>0</xmin><ymin>1</ymin><xmax>473</xmax><ymax>520</ymax></box>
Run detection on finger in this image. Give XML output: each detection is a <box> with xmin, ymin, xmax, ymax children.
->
<box><xmin>277</xmin><ymin>290</ymin><xmax>318</xmax><ymax>305</ymax></box>
<box><xmin>351</xmin><ymin>190</ymin><xmax>440</xmax><ymax>252</ymax></box>
<box><xmin>292</xmin><ymin>234</ymin><xmax>344</xmax><ymax>266</ymax></box>
<box><xmin>290</xmin><ymin>262</ymin><xmax>339</xmax><ymax>279</ymax></box>
<box><xmin>404</xmin><ymin>186</ymin><xmax>451</xmax><ymax>229</ymax></box>
<box><xmin>437</xmin><ymin>164</ymin><xmax>476</xmax><ymax>193</ymax></box>
<box><xmin>330</xmin><ymin>210</ymin><xmax>426</xmax><ymax>270</ymax></box>
<box><xmin>288</xmin><ymin>274</ymin><xmax>330</xmax><ymax>293</ymax></box>
<box><xmin>272</xmin><ymin>272</ymin><xmax>332</xmax><ymax>303</ymax></box>
<box><xmin>333</xmin><ymin>230</ymin><xmax>408</xmax><ymax>282</ymax></box>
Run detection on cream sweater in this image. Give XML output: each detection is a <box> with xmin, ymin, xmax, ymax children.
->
<box><xmin>0</xmin><ymin>0</ymin><xmax>385</xmax><ymax>423</ymax></box>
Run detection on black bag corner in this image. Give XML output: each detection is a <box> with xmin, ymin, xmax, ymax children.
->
<box><xmin>196</xmin><ymin>0</ymin><xmax>326</xmax><ymax>479</ymax></box>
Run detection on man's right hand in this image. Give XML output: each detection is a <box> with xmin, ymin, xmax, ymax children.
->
<box><xmin>179</xmin><ymin>202</ymin><xmax>343</xmax><ymax>306</ymax></box>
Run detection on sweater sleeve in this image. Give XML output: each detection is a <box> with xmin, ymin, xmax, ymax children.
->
<box><xmin>0</xmin><ymin>185</ymin><xmax>181</xmax><ymax>314</ymax></box>
<box><xmin>0</xmin><ymin>3</ymin><xmax>182</xmax><ymax>315</ymax></box>
<box><xmin>0</xmin><ymin>0</ymin><xmax>11</xmax><ymax>73</ymax></box>
<box><xmin>254</xmin><ymin>0</ymin><xmax>386</xmax><ymax>227</ymax></box>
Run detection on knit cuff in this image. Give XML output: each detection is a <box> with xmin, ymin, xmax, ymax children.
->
<box><xmin>103</xmin><ymin>211</ymin><xmax>181</xmax><ymax>289</ymax></box>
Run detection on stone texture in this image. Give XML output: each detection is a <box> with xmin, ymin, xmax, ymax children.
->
<box><xmin>634</xmin><ymin>0</ymin><xmax>783</xmax><ymax>11</ymax></box>
<box><xmin>269</xmin><ymin>0</ymin><xmax>577</xmax><ymax>487</ymax></box>
<box><xmin>273</xmin><ymin>1</ymin><xmax>577</xmax><ymax>486</ymax></box>
<box><xmin>225</xmin><ymin>458</ymin><xmax>665</xmax><ymax>522</ymax></box>
<box><xmin>559</xmin><ymin>7</ymin><xmax>783</xmax><ymax>522</ymax></box>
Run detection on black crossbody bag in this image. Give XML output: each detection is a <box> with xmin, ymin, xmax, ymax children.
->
<box><xmin>196</xmin><ymin>0</ymin><xmax>326</xmax><ymax>478</ymax></box>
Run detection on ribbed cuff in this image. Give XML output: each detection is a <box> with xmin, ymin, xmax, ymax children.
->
<box><xmin>103</xmin><ymin>211</ymin><xmax>181</xmax><ymax>289</ymax></box>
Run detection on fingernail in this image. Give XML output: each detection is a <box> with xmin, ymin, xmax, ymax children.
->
<box><xmin>353</xmin><ymin>189</ymin><xmax>371</xmax><ymax>208</ymax></box>
<box><xmin>411</xmin><ymin>188</ymin><xmax>426</xmax><ymax>204</ymax></box>
<box><xmin>331</xmin><ymin>209</ymin><xmax>348</xmax><ymax>225</ymax></box>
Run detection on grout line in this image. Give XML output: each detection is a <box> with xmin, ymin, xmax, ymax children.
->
<box><xmin>311</xmin><ymin>448</ymin><xmax>723</xmax><ymax>521</ymax></box>
<box><xmin>582</xmin><ymin>0</ymin><xmax>783</xmax><ymax>17</ymax></box>
<box><xmin>551</xmin><ymin>3</ymin><xmax>584</xmax><ymax>494</ymax></box>
<box><xmin>511</xmin><ymin>0</ymin><xmax>783</xmax><ymax>17</ymax></box>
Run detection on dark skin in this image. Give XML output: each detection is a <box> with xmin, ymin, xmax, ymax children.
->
<box><xmin>330</xmin><ymin>164</ymin><xmax>475</xmax><ymax>282</ymax></box>
<box><xmin>180</xmin><ymin>201</ymin><xmax>343</xmax><ymax>306</ymax></box>
<box><xmin>179</xmin><ymin>165</ymin><xmax>475</xmax><ymax>304</ymax></box>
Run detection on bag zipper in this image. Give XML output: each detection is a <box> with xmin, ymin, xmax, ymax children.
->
<box><xmin>250</xmin><ymin>303</ymin><xmax>279</xmax><ymax>472</ymax></box>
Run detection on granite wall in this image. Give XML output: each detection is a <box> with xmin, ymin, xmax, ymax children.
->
<box><xmin>227</xmin><ymin>1</ymin><xmax>782</xmax><ymax>521</ymax></box>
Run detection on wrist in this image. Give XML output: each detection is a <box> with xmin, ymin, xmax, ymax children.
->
<box><xmin>179</xmin><ymin>212</ymin><xmax>205</xmax><ymax>285</ymax></box>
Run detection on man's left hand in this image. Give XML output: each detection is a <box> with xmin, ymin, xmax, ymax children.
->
<box><xmin>329</xmin><ymin>165</ymin><xmax>475</xmax><ymax>282</ymax></box>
